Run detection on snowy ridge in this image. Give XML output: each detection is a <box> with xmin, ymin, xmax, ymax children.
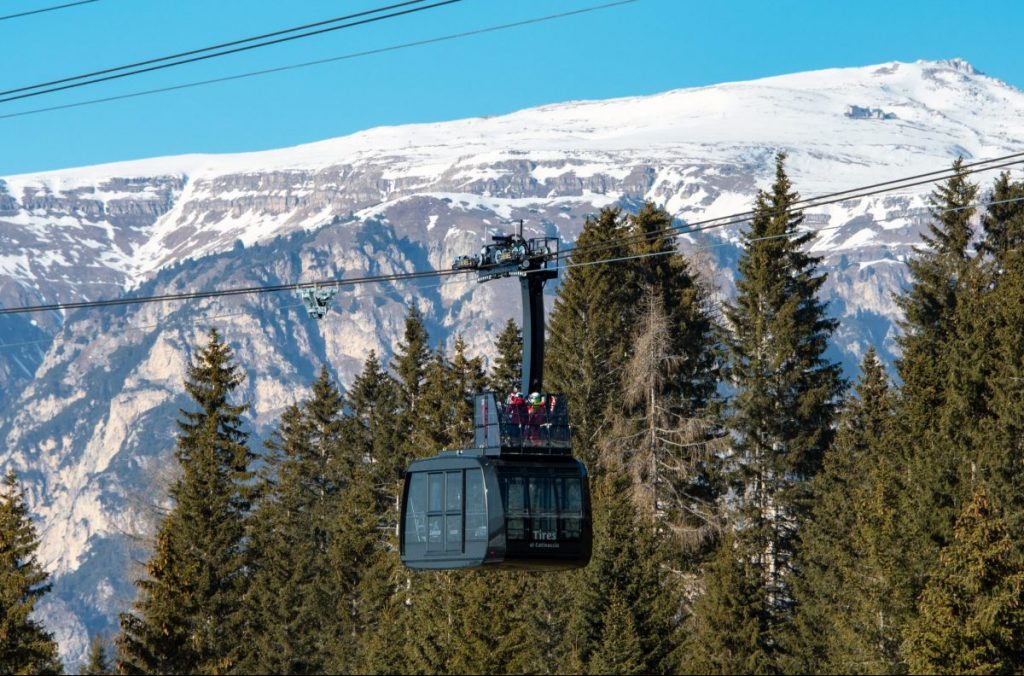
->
<box><xmin>5</xmin><ymin>58</ymin><xmax>1023</xmax><ymax>188</ymax></box>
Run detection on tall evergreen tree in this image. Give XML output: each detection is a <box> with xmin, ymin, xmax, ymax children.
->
<box><xmin>117</xmin><ymin>328</ymin><xmax>253</xmax><ymax>675</ymax></box>
<box><xmin>893</xmin><ymin>158</ymin><xmax>981</xmax><ymax>603</ymax></box>
<box><xmin>449</xmin><ymin>335</ymin><xmax>487</xmax><ymax>447</ymax></box>
<box><xmin>979</xmin><ymin>171</ymin><xmax>1024</xmax><ymax>265</ymax></box>
<box><xmin>549</xmin><ymin>204</ymin><xmax>723</xmax><ymax>469</ymax></box>
<box><xmin>682</xmin><ymin>531</ymin><xmax>772</xmax><ymax>675</ymax></box>
<box><xmin>788</xmin><ymin>349</ymin><xmax>908</xmax><ymax>673</ymax></box>
<box><xmin>952</xmin><ymin>173</ymin><xmax>1024</xmax><ymax>534</ymax></box>
<box><xmin>0</xmin><ymin>470</ymin><xmax>62</xmax><ymax>675</ymax></box>
<box><xmin>547</xmin><ymin>207</ymin><xmax>636</xmax><ymax>465</ymax></box>
<box><xmin>341</xmin><ymin>350</ymin><xmax>407</xmax><ymax>674</ymax></box>
<box><xmin>345</xmin><ymin>350</ymin><xmax>406</xmax><ymax>565</ymax></box>
<box><xmin>724</xmin><ymin>153</ymin><xmax>843</xmax><ymax>651</ymax></box>
<box><xmin>487</xmin><ymin>318</ymin><xmax>523</xmax><ymax>396</ymax></box>
<box><xmin>326</xmin><ymin>427</ymin><xmax>387</xmax><ymax>673</ymax></box>
<box><xmin>392</xmin><ymin>306</ymin><xmax>431</xmax><ymax>417</ymax></box>
<box><xmin>967</xmin><ymin>249</ymin><xmax>1024</xmax><ymax>529</ymax></box>
<box><xmin>239</xmin><ymin>367</ymin><xmax>354</xmax><ymax>674</ymax></box>
<box><xmin>588</xmin><ymin>592</ymin><xmax>646</xmax><ymax>676</ymax></box>
<box><xmin>347</xmin><ymin>351</ymin><xmax>403</xmax><ymax>461</ymax></box>
<box><xmin>906</xmin><ymin>486</ymin><xmax>1024</xmax><ymax>674</ymax></box>
<box><xmin>407</xmin><ymin>346</ymin><xmax>457</xmax><ymax>455</ymax></box>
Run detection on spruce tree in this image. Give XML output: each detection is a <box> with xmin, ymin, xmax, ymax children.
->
<box><xmin>487</xmin><ymin>318</ymin><xmax>522</xmax><ymax>396</ymax></box>
<box><xmin>444</xmin><ymin>571</ymin><xmax>550</xmax><ymax>675</ymax></box>
<box><xmin>968</xmin><ymin>253</ymin><xmax>1024</xmax><ymax>529</ymax></box>
<box><xmin>906</xmin><ymin>486</ymin><xmax>1024</xmax><ymax>674</ymax></box>
<box><xmin>326</xmin><ymin>426</ymin><xmax>387</xmax><ymax>673</ymax></box>
<box><xmin>893</xmin><ymin>159</ymin><xmax>981</xmax><ymax>603</ymax></box>
<box><xmin>407</xmin><ymin>347</ymin><xmax>456</xmax><ymax>455</ymax></box>
<box><xmin>239</xmin><ymin>366</ymin><xmax>354</xmax><ymax>674</ymax></box>
<box><xmin>449</xmin><ymin>335</ymin><xmax>487</xmax><ymax>447</ymax></box>
<box><xmin>399</xmin><ymin>570</ymin><xmax>464</xmax><ymax>674</ymax></box>
<box><xmin>682</xmin><ymin>532</ymin><xmax>772</xmax><ymax>675</ymax></box>
<box><xmin>393</xmin><ymin>310</ymin><xmax>445</xmax><ymax>471</ymax></box>
<box><xmin>788</xmin><ymin>348</ymin><xmax>907</xmax><ymax>673</ymax></box>
<box><xmin>347</xmin><ymin>348</ymin><xmax>422</xmax><ymax>675</ymax></box>
<box><xmin>547</xmin><ymin>207</ymin><xmax>636</xmax><ymax>465</ymax></box>
<box><xmin>340</xmin><ymin>351</ymin><xmax>408</xmax><ymax>673</ymax></box>
<box><xmin>956</xmin><ymin>174</ymin><xmax>1024</xmax><ymax>533</ymax></box>
<box><xmin>0</xmin><ymin>470</ymin><xmax>62</xmax><ymax>675</ymax></box>
<box><xmin>345</xmin><ymin>349</ymin><xmax>406</xmax><ymax>532</ymax></box>
<box><xmin>979</xmin><ymin>171</ymin><xmax>1024</xmax><ymax>265</ymax></box>
<box><xmin>588</xmin><ymin>592</ymin><xmax>646</xmax><ymax>676</ymax></box>
<box><xmin>117</xmin><ymin>328</ymin><xmax>253</xmax><ymax>674</ymax></box>
<box><xmin>392</xmin><ymin>306</ymin><xmax>431</xmax><ymax>417</ymax></box>
<box><xmin>724</xmin><ymin>152</ymin><xmax>843</xmax><ymax>644</ymax></box>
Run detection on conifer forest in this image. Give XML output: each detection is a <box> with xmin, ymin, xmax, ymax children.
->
<box><xmin>8</xmin><ymin>154</ymin><xmax>1024</xmax><ymax>675</ymax></box>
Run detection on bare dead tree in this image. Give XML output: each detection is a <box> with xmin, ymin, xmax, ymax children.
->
<box><xmin>601</xmin><ymin>288</ymin><xmax>728</xmax><ymax>560</ymax></box>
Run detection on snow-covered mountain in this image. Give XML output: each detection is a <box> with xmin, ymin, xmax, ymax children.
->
<box><xmin>1</xmin><ymin>58</ymin><xmax>1022</xmax><ymax>666</ymax></box>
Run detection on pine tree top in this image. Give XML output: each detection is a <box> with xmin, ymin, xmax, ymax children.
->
<box><xmin>980</xmin><ymin>171</ymin><xmax>1024</xmax><ymax>263</ymax></box>
<box><xmin>392</xmin><ymin>306</ymin><xmax>432</xmax><ymax>404</ymax></box>
<box><xmin>0</xmin><ymin>470</ymin><xmax>62</xmax><ymax>675</ymax></box>
<box><xmin>488</xmin><ymin>318</ymin><xmax>522</xmax><ymax>395</ymax></box>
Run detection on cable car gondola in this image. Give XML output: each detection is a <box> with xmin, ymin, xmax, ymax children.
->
<box><xmin>401</xmin><ymin>392</ymin><xmax>591</xmax><ymax>570</ymax></box>
<box><xmin>400</xmin><ymin>230</ymin><xmax>592</xmax><ymax>570</ymax></box>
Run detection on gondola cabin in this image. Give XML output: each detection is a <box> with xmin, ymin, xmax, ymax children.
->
<box><xmin>400</xmin><ymin>393</ymin><xmax>592</xmax><ymax>570</ymax></box>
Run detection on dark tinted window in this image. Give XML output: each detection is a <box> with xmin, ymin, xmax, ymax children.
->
<box><xmin>498</xmin><ymin>469</ymin><xmax>584</xmax><ymax>543</ymax></box>
<box><xmin>504</xmin><ymin>476</ymin><xmax>528</xmax><ymax>541</ymax></box>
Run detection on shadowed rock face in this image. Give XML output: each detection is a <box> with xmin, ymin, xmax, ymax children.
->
<box><xmin>2</xmin><ymin>58</ymin><xmax>1021</xmax><ymax>666</ymax></box>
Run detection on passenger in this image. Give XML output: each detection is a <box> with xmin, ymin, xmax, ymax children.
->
<box><xmin>508</xmin><ymin>391</ymin><xmax>528</xmax><ymax>445</ymax></box>
<box><xmin>509</xmin><ymin>391</ymin><xmax>527</xmax><ymax>422</ymax></box>
<box><xmin>527</xmin><ymin>392</ymin><xmax>545</xmax><ymax>444</ymax></box>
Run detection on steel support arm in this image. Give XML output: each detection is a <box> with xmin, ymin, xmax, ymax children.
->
<box><xmin>520</xmin><ymin>269</ymin><xmax>556</xmax><ymax>395</ymax></box>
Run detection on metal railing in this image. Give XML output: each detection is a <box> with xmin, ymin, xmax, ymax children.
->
<box><xmin>474</xmin><ymin>392</ymin><xmax>571</xmax><ymax>454</ymax></box>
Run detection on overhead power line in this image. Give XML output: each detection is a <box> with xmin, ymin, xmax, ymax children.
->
<box><xmin>0</xmin><ymin>152</ymin><xmax>1020</xmax><ymax>318</ymax></box>
<box><xmin>0</xmin><ymin>0</ymin><xmax>464</xmax><ymax>104</ymax></box>
<box><xmin>0</xmin><ymin>0</ymin><xmax>431</xmax><ymax>97</ymax></box>
<box><xmin>0</xmin><ymin>0</ymin><xmax>641</xmax><ymax>120</ymax></box>
<box><xmin>0</xmin><ymin>0</ymin><xmax>97</xmax><ymax>23</ymax></box>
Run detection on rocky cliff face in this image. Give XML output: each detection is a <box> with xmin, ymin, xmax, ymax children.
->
<box><xmin>1</xmin><ymin>58</ymin><xmax>1021</xmax><ymax>666</ymax></box>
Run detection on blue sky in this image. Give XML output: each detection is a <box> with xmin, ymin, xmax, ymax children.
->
<box><xmin>1</xmin><ymin>0</ymin><xmax>1022</xmax><ymax>176</ymax></box>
